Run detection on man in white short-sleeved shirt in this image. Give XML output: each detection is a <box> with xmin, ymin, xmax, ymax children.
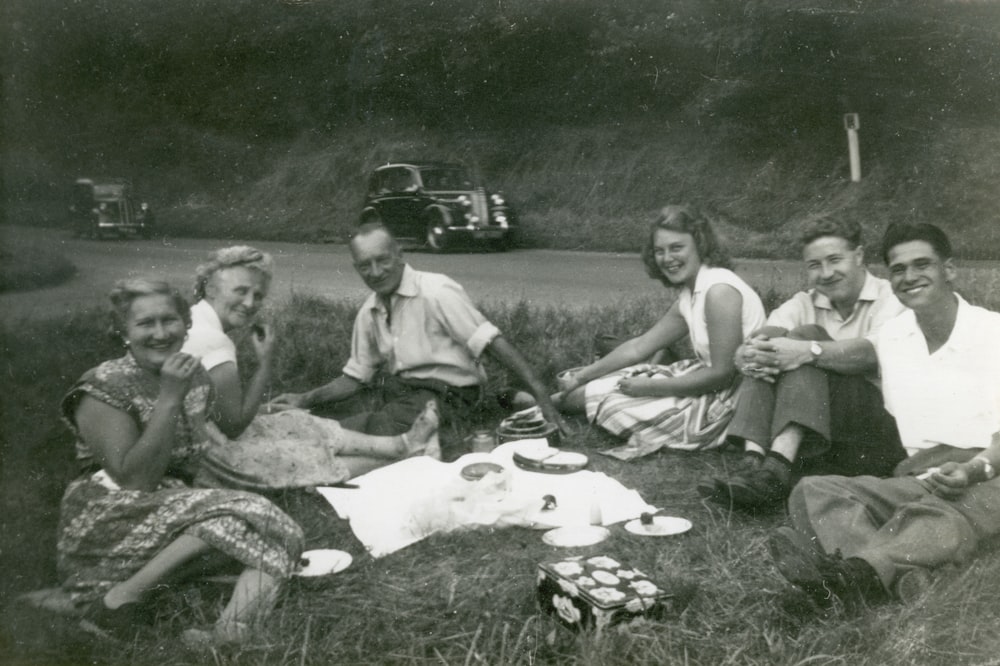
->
<box><xmin>271</xmin><ymin>223</ymin><xmax>565</xmax><ymax>454</ymax></box>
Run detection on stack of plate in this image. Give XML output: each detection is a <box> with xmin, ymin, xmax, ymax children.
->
<box><xmin>496</xmin><ymin>406</ymin><xmax>560</xmax><ymax>445</ymax></box>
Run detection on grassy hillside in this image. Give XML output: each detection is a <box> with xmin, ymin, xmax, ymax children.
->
<box><xmin>4</xmin><ymin>0</ymin><xmax>999</xmax><ymax>258</ymax></box>
<box><xmin>7</xmin><ymin>118</ymin><xmax>1000</xmax><ymax>259</ymax></box>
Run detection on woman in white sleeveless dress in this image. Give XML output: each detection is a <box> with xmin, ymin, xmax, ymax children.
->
<box><xmin>556</xmin><ymin>206</ymin><xmax>766</xmax><ymax>460</ymax></box>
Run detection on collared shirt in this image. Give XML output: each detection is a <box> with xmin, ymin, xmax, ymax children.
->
<box><xmin>766</xmin><ymin>271</ymin><xmax>904</xmax><ymax>340</ymax></box>
<box><xmin>343</xmin><ymin>265</ymin><xmax>501</xmax><ymax>387</ymax></box>
<box><xmin>183</xmin><ymin>300</ymin><xmax>237</xmax><ymax>372</ymax></box>
<box><xmin>678</xmin><ymin>266</ymin><xmax>767</xmax><ymax>365</ymax></box>
<box><xmin>869</xmin><ymin>295</ymin><xmax>1000</xmax><ymax>454</ymax></box>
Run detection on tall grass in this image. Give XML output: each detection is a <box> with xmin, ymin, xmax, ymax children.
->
<box><xmin>5</xmin><ymin>277</ymin><xmax>1000</xmax><ymax>665</ymax></box>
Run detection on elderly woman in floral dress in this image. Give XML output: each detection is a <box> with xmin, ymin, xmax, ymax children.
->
<box><xmin>58</xmin><ymin>278</ymin><xmax>303</xmax><ymax>646</ymax></box>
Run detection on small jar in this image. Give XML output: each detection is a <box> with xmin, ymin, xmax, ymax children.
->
<box><xmin>469</xmin><ymin>429</ymin><xmax>497</xmax><ymax>453</ymax></box>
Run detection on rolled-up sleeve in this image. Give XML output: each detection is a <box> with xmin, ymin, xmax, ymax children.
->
<box><xmin>431</xmin><ymin>279</ymin><xmax>500</xmax><ymax>358</ymax></box>
<box><xmin>342</xmin><ymin>305</ymin><xmax>380</xmax><ymax>383</ymax></box>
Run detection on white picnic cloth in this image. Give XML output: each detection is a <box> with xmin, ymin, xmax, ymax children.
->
<box><xmin>317</xmin><ymin>439</ymin><xmax>657</xmax><ymax>558</ymax></box>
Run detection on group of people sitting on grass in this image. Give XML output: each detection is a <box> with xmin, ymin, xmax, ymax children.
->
<box><xmin>58</xmin><ymin>206</ymin><xmax>1000</xmax><ymax>646</ymax></box>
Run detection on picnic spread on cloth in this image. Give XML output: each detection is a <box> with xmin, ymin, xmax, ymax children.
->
<box><xmin>317</xmin><ymin>439</ymin><xmax>658</xmax><ymax>558</ymax></box>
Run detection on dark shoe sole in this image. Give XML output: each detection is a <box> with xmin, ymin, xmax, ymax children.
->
<box><xmin>767</xmin><ymin>527</ymin><xmax>835</xmax><ymax>606</ymax></box>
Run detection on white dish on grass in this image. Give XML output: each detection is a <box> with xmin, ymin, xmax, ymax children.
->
<box><xmin>624</xmin><ymin>516</ymin><xmax>692</xmax><ymax>537</ymax></box>
<box><xmin>542</xmin><ymin>525</ymin><xmax>610</xmax><ymax>547</ymax></box>
<box><xmin>296</xmin><ymin>549</ymin><xmax>353</xmax><ymax>577</ymax></box>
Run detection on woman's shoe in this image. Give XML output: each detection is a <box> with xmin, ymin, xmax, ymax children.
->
<box><xmin>79</xmin><ymin>597</ymin><xmax>155</xmax><ymax>640</ymax></box>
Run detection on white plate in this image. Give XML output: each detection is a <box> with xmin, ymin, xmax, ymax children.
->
<box><xmin>295</xmin><ymin>549</ymin><xmax>353</xmax><ymax>577</ymax></box>
<box><xmin>542</xmin><ymin>525</ymin><xmax>611</xmax><ymax>547</ymax></box>
<box><xmin>624</xmin><ymin>516</ymin><xmax>692</xmax><ymax>537</ymax></box>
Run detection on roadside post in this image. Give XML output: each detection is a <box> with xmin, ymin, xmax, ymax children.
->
<box><xmin>843</xmin><ymin>113</ymin><xmax>861</xmax><ymax>182</ymax></box>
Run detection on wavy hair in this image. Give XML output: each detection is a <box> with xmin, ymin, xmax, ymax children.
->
<box><xmin>108</xmin><ymin>278</ymin><xmax>191</xmax><ymax>341</ymax></box>
<box><xmin>880</xmin><ymin>222</ymin><xmax>953</xmax><ymax>264</ymax></box>
<box><xmin>193</xmin><ymin>245</ymin><xmax>274</xmax><ymax>301</ymax></box>
<box><xmin>798</xmin><ymin>215</ymin><xmax>863</xmax><ymax>250</ymax></box>
<box><xmin>641</xmin><ymin>205</ymin><xmax>732</xmax><ymax>287</ymax></box>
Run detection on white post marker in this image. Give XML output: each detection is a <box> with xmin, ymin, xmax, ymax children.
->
<box><xmin>844</xmin><ymin>113</ymin><xmax>861</xmax><ymax>182</ymax></box>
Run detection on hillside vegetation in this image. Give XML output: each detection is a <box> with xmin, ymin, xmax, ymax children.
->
<box><xmin>3</xmin><ymin>0</ymin><xmax>999</xmax><ymax>257</ymax></box>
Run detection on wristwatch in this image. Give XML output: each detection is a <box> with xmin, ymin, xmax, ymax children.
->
<box><xmin>809</xmin><ymin>341</ymin><xmax>823</xmax><ymax>364</ymax></box>
<box><xmin>973</xmin><ymin>455</ymin><xmax>997</xmax><ymax>481</ymax></box>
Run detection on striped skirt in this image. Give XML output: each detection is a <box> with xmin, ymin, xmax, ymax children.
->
<box><xmin>585</xmin><ymin>359</ymin><xmax>738</xmax><ymax>460</ymax></box>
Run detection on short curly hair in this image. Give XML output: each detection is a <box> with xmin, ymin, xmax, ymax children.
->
<box><xmin>108</xmin><ymin>278</ymin><xmax>191</xmax><ymax>341</ymax></box>
<box><xmin>797</xmin><ymin>216</ymin><xmax>863</xmax><ymax>250</ymax></box>
<box><xmin>193</xmin><ymin>245</ymin><xmax>274</xmax><ymax>301</ymax></box>
<box><xmin>641</xmin><ymin>205</ymin><xmax>732</xmax><ymax>287</ymax></box>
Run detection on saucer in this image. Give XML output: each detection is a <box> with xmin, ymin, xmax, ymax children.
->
<box><xmin>624</xmin><ymin>516</ymin><xmax>692</xmax><ymax>537</ymax></box>
<box><xmin>542</xmin><ymin>525</ymin><xmax>610</xmax><ymax>547</ymax></box>
<box><xmin>296</xmin><ymin>549</ymin><xmax>352</xmax><ymax>577</ymax></box>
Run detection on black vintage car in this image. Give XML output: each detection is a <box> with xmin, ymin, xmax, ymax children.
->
<box><xmin>70</xmin><ymin>177</ymin><xmax>155</xmax><ymax>239</ymax></box>
<box><xmin>359</xmin><ymin>162</ymin><xmax>516</xmax><ymax>251</ymax></box>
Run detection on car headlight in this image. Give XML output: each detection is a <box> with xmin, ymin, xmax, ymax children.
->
<box><xmin>490</xmin><ymin>193</ymin><xmax>505</xmax><ymax>206</ymax></box>
<box><xmin>457</xmin><ymin>195</ymin><xmax>471</xmax><ymax>207</ymax></box>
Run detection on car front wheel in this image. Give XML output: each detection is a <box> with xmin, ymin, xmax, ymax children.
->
<box><xmin>425</xmin><ymin>214</ymin><xmax>448</xmax><ymax>252</ymax></box>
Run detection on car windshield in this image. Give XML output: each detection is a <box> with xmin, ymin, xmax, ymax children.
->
<box><xmin>92</xmin><ymin>184</ymin><xmax>127</xmax><ymax>199</ymax></box>
<box><xmin>419</xmin><ymin>167</ymin><xmax>472</xmax><ymax>191</ymax></box>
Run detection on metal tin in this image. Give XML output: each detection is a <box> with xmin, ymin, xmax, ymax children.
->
<box><xmin>467</xmin><ymin>429</ymin><xmax>497</xmax><ymax>453</ymax></box>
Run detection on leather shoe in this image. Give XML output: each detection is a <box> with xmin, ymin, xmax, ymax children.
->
<box><xmin>767</xmin><ymin>526</ymin><xmax>886</xmax><ymax>608</ymax></box>
<box><xmin>726</xmin><ymin>467</ymin><xmax>791</xmax><ymax>510</ymax></box>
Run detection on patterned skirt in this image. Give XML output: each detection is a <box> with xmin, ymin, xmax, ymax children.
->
<box><xmin>585</xmin><ymin>359</ymin><xmax>738</xmax><ymax>460</ymax></box>
<box><xmin>57</xmin><ymin>473</ymin><xmax>304</xmax><ymax>603</ymax></box>
<box><xmin>197</xmin><ymin>409</ymin><xmax>352</xmax><ymax>491</ymax></box>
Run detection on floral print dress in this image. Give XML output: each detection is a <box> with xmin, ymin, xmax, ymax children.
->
<box><xmin>57</xmin><ymin>353</ymin><xmax>304</xmax><ymax>604</ymax></box>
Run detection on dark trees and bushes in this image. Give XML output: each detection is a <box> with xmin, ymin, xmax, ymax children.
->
<box><xmin>3</xmin><ymin>0</ymin><xmax>999</xmax><ymax>253</ymax></box>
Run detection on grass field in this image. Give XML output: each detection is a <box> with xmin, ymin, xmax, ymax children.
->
<box><xmin>4</xmin><ymin>273</ymin><xmax>1000</xmax><ymax>665</ymax></box>
<box><xmin>0</xmin><ymin>231</ymin><xmax>76</xmax><ymax>293</ymax></box>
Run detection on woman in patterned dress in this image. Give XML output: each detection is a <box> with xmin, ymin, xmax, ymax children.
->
<box><xmin>555</xmin><ymin>206</ymin><xmax>767</xmax><ymax>460</ymax></box>
<box><xmin>57</xmin><ymin>278</ymin><xmax>304</xmax><ymax>645</ymax></box>
<box><xmin>182</xmin><ymin>246</ymin><xmax>440</xmax><ymax>490</ymax></box>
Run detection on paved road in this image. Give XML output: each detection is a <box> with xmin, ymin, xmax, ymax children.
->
<box><xmin>2</xmin><ymin>225</ymin><xmax>811</xmax><ymax>321</ymax></box>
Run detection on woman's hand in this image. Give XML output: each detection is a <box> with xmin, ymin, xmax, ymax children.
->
<box><xmin>616</xmin><ymin>374</ymin><xmax>665</xmax><ymax>398</ymax></box>
<box><xmin>250</xmin><ymin>322</ymin><xmax>276</xmax><ymax>364</ymax></box>
<box><xmin>557</xmin><ymin>368</ymin><xmax>585</xmax><ymax>393</ymax></box>
<box><xmin>159</xmin><ymin>352</ymin><xmax>200</xmax><ymax>403</ymax></box>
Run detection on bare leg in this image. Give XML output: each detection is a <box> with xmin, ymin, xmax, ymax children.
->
<box><xmin>554</xmin><ymin>386</ymin><xmax>587</xmax><ymax>414</ymax></box>
<box><xmin>338</xmin><ymin>400</ymin><xmax>439</xmax><ymax>460</ymax></box>
<box><xmin>103</xmin><ymin>534</ymin><xmax>212</xmax><ymax>609</ymax></box>
<box><xmin>182</xmin><ymin>568</ymin><xmax>281</xmax><ymax>647</ymax></box>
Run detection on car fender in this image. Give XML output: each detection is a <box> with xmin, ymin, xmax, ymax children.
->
<box><xmin>423</xmin><ymin>203</ymin><xmax>454</xmax><ymax>227</ymax></box>
<box><xmin>360</xmin><ymin>206</ymin><xmax>382</xmax><ymax>224</ymax></box>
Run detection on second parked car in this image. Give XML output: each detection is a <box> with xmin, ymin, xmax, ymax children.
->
<box><xmin>69</xmin><ymin>177</ymin><xmax>155</xmax><ymax>239</ymax></box>
<box><xmin>360</xmin><ymin>162</ymin><xmax>516</xmax><ymax>251</ymax></box>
